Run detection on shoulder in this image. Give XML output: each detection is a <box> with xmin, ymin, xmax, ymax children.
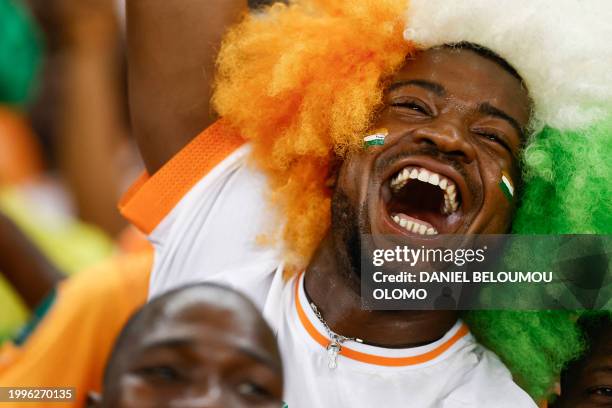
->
<box><xmin>443</xmin><ymin>344</ymin><xmax>537</xmax><ymax>408</ymax></box>
<box><xmin>119</xmin><ymin>120</ymin><xmax>247</xmax><ymax>236</ymax></box>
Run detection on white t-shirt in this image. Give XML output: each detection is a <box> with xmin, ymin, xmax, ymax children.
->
<box><xmin>120</xmin><ymin>124</ymin><xmax>537</xmax><ymax>408</ymax></box>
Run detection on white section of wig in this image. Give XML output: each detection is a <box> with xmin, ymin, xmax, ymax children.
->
<box><xmin>403</xmin><ymin>0</ymin><xmax>612</xmax><ymax>131</ymax></box>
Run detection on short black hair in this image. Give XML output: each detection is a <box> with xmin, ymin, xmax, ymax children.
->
<box><xmin>444</xmin><ymin>42</ymin><xmax>523</xmax><ymax>82</ymax></box>
<box><xmin>560</xmin><ymin>312</ymin><xmax>612</xmax><ymax>392</ymax></box>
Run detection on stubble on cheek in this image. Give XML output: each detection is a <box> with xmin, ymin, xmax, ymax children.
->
<box><xmin>330</xmin><ymin>187</ymin><xmax>368</xmax><ymax>279</ymax></box>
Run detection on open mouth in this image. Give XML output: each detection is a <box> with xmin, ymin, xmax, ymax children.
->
<box><xmin>384</xmin><ymin>166</ymin><xmax>461</xmax><ymax>236</ymax></box>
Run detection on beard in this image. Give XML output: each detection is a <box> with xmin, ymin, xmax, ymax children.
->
<box><xmin>330</xmin><ymin>187</ymin><xmax>368</xmax><ymax>281</ymax></box>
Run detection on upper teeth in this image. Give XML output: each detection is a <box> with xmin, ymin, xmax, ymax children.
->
<box><xmin>390</xmin><ymin>166</ymin><xmax>459</xmax><ymax>214</ymax></box>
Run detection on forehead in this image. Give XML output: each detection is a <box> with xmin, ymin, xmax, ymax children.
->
<box><xmin>127</xmin><ymin>301</ymin><xmax>279</xmax><ymax>364</ymax></box>
<box><xmin>391</xmin><ymin>47</ymin><xmax>531</xmax><ymax>125</ymax></box>
<box><xmin>591</xmin><ymin>325</ymin><xmax>612</xmax><ymax>356</ymax></box>
<box><xmin>573</xmin><ymin>325</ymin><xmax>612</xmax><ymax>378</ymax></box>
<box><xmin>146</xmin><ymin>302</ymin><xmax>262</xmax><ymax>345</ymax></box>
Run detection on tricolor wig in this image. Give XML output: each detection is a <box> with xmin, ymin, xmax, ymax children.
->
<box><xmin>213</xmin><ymin>0</ymin><xmax>612</xmax><ymax>402</ymax></box>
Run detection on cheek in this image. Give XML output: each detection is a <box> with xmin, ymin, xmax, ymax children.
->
<box><xmin>336</xmin><ymin>155</ymin><xmax>368</xmax><ymax>202</ymax></box>
<box><xmin>118</xmin><ymin>376</ymin><xmax>213</xmax><ymax>408</ymax></box>
<box><xmin>118</xmin><ymin>377</ymin><xmax>164</xmax><ymax>408</ymax></box>
<box><xmin>260</xmin><ymin>402</ymin><xmax>285</xmax><ymax>408</ymax></box>
<box><xmin>479</xmin><ymin>158</ymin><xmax>516</xmax><ymax>233</ymax></box>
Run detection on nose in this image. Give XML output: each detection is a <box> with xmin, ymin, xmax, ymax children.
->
<box><xmin>411</xmin><ymin>122</ymin><xmax>476</xmax><ymax>163</ymax></box>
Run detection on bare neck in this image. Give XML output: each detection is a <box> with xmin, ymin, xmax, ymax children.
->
<box><xmin>304</xmin><ymin>234</ymin><xmax>458</xmax><ymax>348</ymax></box>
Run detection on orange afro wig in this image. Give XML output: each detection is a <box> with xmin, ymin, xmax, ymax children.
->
<box><xmin>213</xmin><ymin>0</ymin><xmax>413</xmax><ymax>267</ymax></box>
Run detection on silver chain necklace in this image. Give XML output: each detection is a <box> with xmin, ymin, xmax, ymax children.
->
<box><xmin>309</xmin><ymin>302</ymin><xmax>363</xmax><ymax>369</ymax></box>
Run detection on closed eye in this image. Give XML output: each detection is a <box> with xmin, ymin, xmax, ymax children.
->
<box><xmin>473</xmin><ymin>129</ymin><xmax>513</xmax><ymax>154</ymax></box>
<box><xmin>390</xmin><ymin>100</ymin><xmax>431</xmax><ymax>116</ymax></box>
<box><xmin>136</xmin><ymin>365</ymin><xmax>186</xmax><ymax>383</ymax></box>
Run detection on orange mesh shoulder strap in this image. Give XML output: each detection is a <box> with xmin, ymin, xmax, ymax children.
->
<box><xmin>119</xmin><ymin>120</ymin><xmax>245</xmax><ymax>234</ymax></box>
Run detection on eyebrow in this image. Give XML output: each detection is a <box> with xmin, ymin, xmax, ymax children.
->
<box><xmin>478</xmin><ymin>102</ymin><xmax>525</xmax><ymax>139</ymax></box>
<box><xmin>387</xmin><ymin>79</ymin><xmax>446</xmax><ymax>96</ymax></box>
<box><xmin>237</xmin><ymin>345</ymin><xmax>282</xmax><ymax>372</ymax></box>
<box><xmin>141</xmin><ymin>338</ymin><xmax>196</xmax><ymax>352</ymax></box>
<box><xmin>140</xmin><ymin>338</ymin><xmax>281</xmax><ymax>371</ymax></box>
<box><xmin>589</xmin><ymin>365</ymin><xmax>612</xmax><ymax>374</ymax></box>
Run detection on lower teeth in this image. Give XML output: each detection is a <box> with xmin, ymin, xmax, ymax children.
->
<box><xmin>392</xmin><ymin>215</ymin><xmax>438</xmax><ymax>235</ymax></box>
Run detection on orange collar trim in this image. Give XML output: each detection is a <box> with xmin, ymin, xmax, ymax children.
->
<box><xmin>118</xmin><ymin>119</ymin><xmax>245</xmax><ymax>234</ymax></box>
<box><xmin>294</xmin><ymin>274</ymin><xmax>470</xmax><ymax>367</ymax></box>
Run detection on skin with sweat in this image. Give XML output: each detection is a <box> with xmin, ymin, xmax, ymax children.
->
<box><xmin>304</xmin><ymin>47</ymin><xmax>532</xmax><ymax>347</ymax></box>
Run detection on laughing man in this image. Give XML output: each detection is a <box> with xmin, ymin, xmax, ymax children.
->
<box><xmin>121</xmin><ymin>0</ymin><xmax>612</xmax><ymax>406</ymax></box>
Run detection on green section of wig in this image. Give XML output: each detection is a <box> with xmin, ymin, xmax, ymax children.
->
<box><xmin>464</xmin><ymin>117</ymin><xmax>612</xmax><ymax>401</ymax></box>
<box><xmin>514</xmin><ymin>119</ymin><xmax>612</xmax><ymax>235</ymax></box>
<box><xmin>0</xmin><ymin>0</ymin><xmax>42</xmax><ymax>106</ymax></box>
<box><xmin>464</xmin><ymin>311</ymin><xmax>584</xmax><ymax>400</ymax></box>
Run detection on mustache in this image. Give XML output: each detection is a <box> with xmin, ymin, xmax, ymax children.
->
<box><xmin>374</xmin><ymin>145</ymin><xmax>480</xmax><ymax>201</ymax></box>
<box><xmin>374</xmin><ymin>145</ymin><xmax>468</xmax><ymax>179</ymax></box>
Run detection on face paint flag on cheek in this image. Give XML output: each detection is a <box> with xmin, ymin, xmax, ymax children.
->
<box><xmin>363</xmin><ymin>128</ymin><xmax>388</xmax><ymax>148</ymax></box>
<box><xmin>499</xmin><ymin>171</ymin><xmax>515</xmax><ymax>201</ymax></box>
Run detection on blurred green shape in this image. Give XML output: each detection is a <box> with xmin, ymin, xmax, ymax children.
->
<box><xmin>0</xmin><ymin>0</ymin><xmax>43</xmax><ymax>106</ymax></box>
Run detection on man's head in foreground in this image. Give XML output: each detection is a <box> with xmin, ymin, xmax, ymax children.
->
<box><xmin>90</xmin><ymin>283</ymin><xmax>283</xmax><ymax>408</ymax></box>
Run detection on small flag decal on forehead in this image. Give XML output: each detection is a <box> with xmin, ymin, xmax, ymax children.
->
<box><xmin>363</xmin><ymin>128</ymin><xmax>388</xmax><ymax>148</ymax></box>
<box><xmin>500</xmin><ymin>171</ymin><xmax>514</xmax><ymax>201</ymax></box>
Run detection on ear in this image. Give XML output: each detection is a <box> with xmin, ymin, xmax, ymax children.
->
<box><xmin>85</xmin><ymin>392</ymin><xmax>102</xmax><ymax>408</ymax></box>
